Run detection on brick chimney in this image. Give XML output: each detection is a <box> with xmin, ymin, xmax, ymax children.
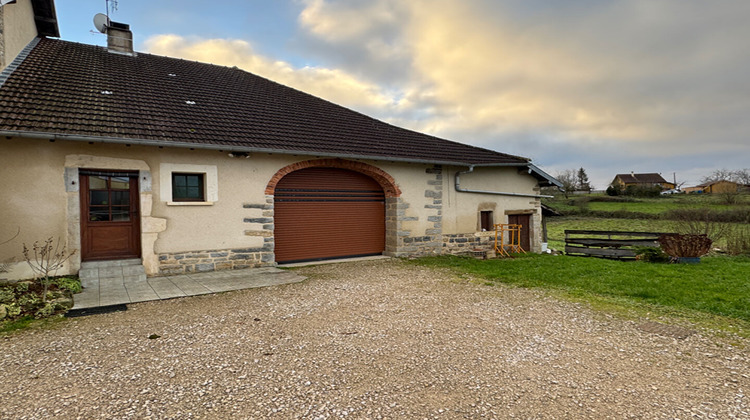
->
<box><xmin>106</xmin><ymin>21</ymin><xmax>134</xmax><ymax>55</ymax></box>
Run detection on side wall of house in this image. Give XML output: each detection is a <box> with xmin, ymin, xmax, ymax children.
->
<box><xmin>0</xmin><ymin>0</ymin><xmax>38</xmax><ymax>70</ymax></box>
<box><xmin>442</xmin><ymin>165</ymin><xmax>543</xmax><ymax>255</ymax></box>
<box><xmin>707</xmin><ymin>181</ymin><xmax>738</xmax><ymax>194</ymax></box>
<box><xmin>0</xmin><ymin>137</ymin><xmax>543</xmax><ymax>280</ymax></box>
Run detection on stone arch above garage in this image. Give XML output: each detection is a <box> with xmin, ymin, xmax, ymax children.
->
<box><xmin>265</xmin><ymin>158</ymin><xmax>401</xmax><ymax>198</ymax></box>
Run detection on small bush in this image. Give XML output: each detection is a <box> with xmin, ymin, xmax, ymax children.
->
<box><xmin>667</xmin><ymin>209</ymin><xmax>732</xmax><ymax>243</ymax></box>
<box><xmin>0</xmin><ymin>276</ymin><xmax>79</xmax><ymax>324</ymax></box>
<box><xmin>658</xmin><ymin>234</ymin><xmax>712</xmax><ymax>258</ymax></box>
<box><xmin>34</xmin><ymin>302</ymin><xmax>56</xmax><ymax>318</ymax></box>
<box><xmin>53</xmin><ymin>276</ymin><xmax>82</xmax><ymax>294</ymax></box>
<box><xmin>634</xmin><ymin>246</ymin><xmax>670</xmax><ymax>263</ymax></box>
<box><xmin>664</xmin><ymin>208</ymin><xmax>750</xmax><ymax>224</ymax></box>
<box><xmin>725</xmin><ymin>227</ymin><xmax>750</xmax><ymax>256</ymax></box>
<box><xmin>0</xmin><ymin>288</ymin><xmax>14</xmax><ymax>304</ymax></box>
<box><xmin>624</xmin><ymin>185</ymin><xmax>663</xmax><ymax>197</ymax></box>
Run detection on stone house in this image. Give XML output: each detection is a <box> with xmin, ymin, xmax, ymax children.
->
<box><xmin>611</xmin><ymin>172</ymin><xmax>675</xmax><ymax>190</ymax></box>
<box><xmin>0</xmin><ymin>0</ymin><xmax>560</xmax><ymax>281</ymax></box>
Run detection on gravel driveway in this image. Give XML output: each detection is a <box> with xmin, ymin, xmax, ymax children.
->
<box><xmin>1</xmin><ymin>259</ymin><xmax>748</xmax><ymax>419</ymax></box>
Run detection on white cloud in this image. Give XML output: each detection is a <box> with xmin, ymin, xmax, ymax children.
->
<box><xmin>142</xmin><ymin>0</ymin><xmax>750</xmax><ymax>188</ymax></box>
<box><xmin>298</xmin><ymin>0</ymin><xmax>405</xmax><ymax>42</ymax></box>
<box><xmin>294</xmin><ymin>0</ymin><xmax>750</xmax><ymax>187</ymax></box>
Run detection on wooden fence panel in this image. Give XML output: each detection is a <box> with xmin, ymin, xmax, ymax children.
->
<box><xmin>564</xmin><ymin>230</ymin><xmax>669</xmax><ymax>260</ymax></box>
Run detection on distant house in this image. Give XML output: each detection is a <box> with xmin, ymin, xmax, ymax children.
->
<box><xmin>611</xmin><ymin>173</ymin><xmax>675</xmax><ymax>190</ymax></box>
<box><xmin>684</xmin><ymin>180</ymin><xmax>739</xmax><ymax>194</ymax></box>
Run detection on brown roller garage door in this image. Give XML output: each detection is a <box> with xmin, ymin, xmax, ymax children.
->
<box><xmin>274</xmin><ymin>168</ymin><xmax>385</xmax><ymax>263</ymax></box>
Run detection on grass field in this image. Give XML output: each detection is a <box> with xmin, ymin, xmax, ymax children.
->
<box><xmin>413</xmin><ymin>254</ymin><xmax>750</xmax><ymax>335</ymax></box>
<box><xmin>545</xmin><ymin>217</ymin><xmax>674</xmax><ymax>250</ymax></box>
<box><xmin>546</xmin><ymin>193</ymin><xmax>749</xmax><ymax>215</ymax></box>
<box><xmin>544</xmin><ymin>192</ymin><xmax>750</xmax><ymax>253</ymax></box>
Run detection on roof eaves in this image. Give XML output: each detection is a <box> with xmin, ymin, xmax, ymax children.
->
<box><xmin>1</xmin><ymin>130</ymin><xmax>529</xmax><ymax>167</ymax></box>
<box><xmin>526</xmin><ymin>163</ymin><xmax>563</xmax><ymax>188</ymax></box>
<box><xmin>30</xmin><ymin>0</ymin><xmax>60</xmax><ymax>38</ymax></box>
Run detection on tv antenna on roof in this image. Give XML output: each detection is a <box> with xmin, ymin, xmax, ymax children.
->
<box><xmin>93</xmin><ymin>0</ymin><xmax>118</xmax><ymax>34</ymax></box>
<box><xmin>106</xmin><ymin>0</ymin><xmax>119</xmax><ymax>16</ymax></box>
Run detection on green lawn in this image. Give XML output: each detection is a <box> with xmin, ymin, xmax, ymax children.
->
<box><xmin>414</xmin><ymin>254</ymin><xmax>750</xmax><ymax>328</ymax></box>
<box><xmin>545</xmin><ymin>216</ymin><xmax>750</xmax><ymax>253</ymax></box>
<box><xmin>586</xmin><ymin>199</ymin><xmax>741</xmax><ymax>214</ymax></box>
<box><xmin>546</xmin><ymin>194</ymin><xmax>749</xmax><ymax>215</ymax></box>
<box><xmin>545</xmin><ymin>217</ymin><xmax>675</xmax><ymax>251</ymax></box>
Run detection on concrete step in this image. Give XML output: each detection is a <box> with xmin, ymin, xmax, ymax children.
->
<box><xmin>79</xmin><ymin>259</ymin><xmax>146</xmax><ymax>288</ymax></box>
<box><xmin>80</xmin><ymin>258</ymin><xmax>143</xmax><ymax>269</ymax></box>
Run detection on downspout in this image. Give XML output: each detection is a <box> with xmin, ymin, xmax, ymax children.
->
<box><xmin>454</xmin><ymin>165</ymin><xmax>553</xmax><ymax>199</ymax></box>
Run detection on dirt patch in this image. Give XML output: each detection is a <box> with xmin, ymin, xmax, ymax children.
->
<box><xmin>638</xmin><ymin>321</ymin><xmax>696</xmax><ymax>340</ymax></box>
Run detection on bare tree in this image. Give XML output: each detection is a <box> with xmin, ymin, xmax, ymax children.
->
<box><xmin>555</xmin><ymin>169</ymin><xmax>577</xmax><ymax>198</ymax></box>
<box><xmin>733</xmin><ymin>169</ymin><xmax>750</xmax><ymax>185</ymax></box>
<box><xmin>701</xmin><ymin>168</ymin><xmax>735</xmax><ymax>184</ymax></box>
<box><xmin>23</xmin><ymin>238</ymin><xmax>76</xmax><ymax>301</ymax></box>
<box><xmin>701</xmin><ymin>168</ymin><xmax>750</xmax><ymax>184</ymax></box>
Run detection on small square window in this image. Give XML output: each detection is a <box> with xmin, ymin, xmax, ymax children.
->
<box><xmin>480</xmin><ymin>211</ymin><xmax>494</xmax><ymax>231</ymax></box>
<box><xmin>172</xmin><ymin>173</ymin><xmax>205</xmax><ymax>202</ymax></box>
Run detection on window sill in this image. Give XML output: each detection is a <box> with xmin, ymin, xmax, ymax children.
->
<box><xmin>166</xmin><ymin>201</ymin><xmax>215</xmax><ymax>206</ymax></box>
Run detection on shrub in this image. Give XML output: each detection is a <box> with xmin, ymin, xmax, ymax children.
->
<box><xmin>53</xmin><ymin>276</ymin><xmax>82</xmax><ymax>294</ymax></box>
<box><xmin>588</xmin><ymin>196</ymin><xmax>636</xmax><ymax>203</ymax></box>
<box><xmin>667</xmin><ymin>209</ymin><xmax>732</xmax><ymax>243</ymax></box>
<box><xmin>0</xmin><ymin>288</ymin><xmax>14</xmax><ymax>304</ymax></box>
<box><xmin>0</xmin><ymin>276</ymin><xmax>78</xmax><ymax>323</ymax></box>
<box><xmin>624</xmin><ymin>185</ymin><xmax>663</xmax><ymax>197</ymax></box>
<box><xmin>34</xmin><ymin>302</ymin><xmax>56</xmax><ymax>319</ymax></box>
<box><xmin>725</xmin><ymin>227</ymin><xmax>750</xmax><ymax>256</ymax></box>
<box><xmin>664</xmin><ymin>208</ymin><xmax>750</xmax><ymax>224</ymax></box>
<box><xmin>23</xmin><ymin>237</ymin><xmax>75</xmax><ymax>302</ymax></box>
<box><xmin>658</xmin><ymin>234</ymin><xmax>712</xmax><ymax>258</ymax></box>
<box><xmin>634</xmin><ymin>246</ymin><xmax>670</xmax><ymax>263</ymax></box>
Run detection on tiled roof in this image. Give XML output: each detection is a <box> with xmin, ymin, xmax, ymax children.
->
<box><xmin>0</xmin><ymin>38</ymin><xmax>528</xmax><ymax>166</ymax></box>
<box><xmin>615</xmin><ymin>173</ymin><xmax>669</xmax><ymax>184</ymax></box>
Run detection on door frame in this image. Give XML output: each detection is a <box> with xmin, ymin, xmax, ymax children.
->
<box><xmin>79</xmin><ymin>169</ymin><xmax>142</xmax><ymax>261</ymax></box>
<box><xmin>506</xmin><ymin>212</ymin><xmax>533</xmax><ymax>252</ymax></box>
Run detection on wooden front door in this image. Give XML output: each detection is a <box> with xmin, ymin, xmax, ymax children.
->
<box><xmin>508</xmin><ymin>214</ymin><xmax>531</xmax><ymax>252</ymax></box>
<box><xmin>80</xmin><ymin>170</ymin><xmax>141</xmax><ymax>261</ymax></box>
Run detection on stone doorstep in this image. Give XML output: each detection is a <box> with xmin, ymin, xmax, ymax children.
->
<box><xmin>78</xmin><ymin>259</ymin><xmax>147</xmax><ymax>289</ymax></box>
<box><xmin>80</xmin><ymin>258</ymin><xmax>143</xmax><ymax>269</ymax></box>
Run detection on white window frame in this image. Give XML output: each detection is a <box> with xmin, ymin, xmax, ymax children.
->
<box><xmin>160</xmin><ymin>163</ymin><xmax>218</xmax><ymax>205</ymax></box>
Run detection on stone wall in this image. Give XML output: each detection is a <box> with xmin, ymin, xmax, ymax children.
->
<box><xmin>442</xmin><ymin>233</ymin><xmax>496</xmax><ymax>256</ymax></box>
<box><xmin>157</xmin><ymin>247</ymin><xmax>274</xmax><ymax>275</ymax></box>
<box><xmin>387</xmin><ymin>165</ymin><xmax>444</xmax><ymax>257</ymax></box>
<box><xmin>157</xmin><ymin>195</ymin><xmax>275</xmax><ymax>275</ymax></box>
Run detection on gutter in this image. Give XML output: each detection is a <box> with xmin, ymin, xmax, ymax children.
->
<box><xmin>1</xmin><ymin>130</ymin><xmax>532</xmax><ymax>168</ymax></box>
<box><xmin>455</xmin><ymin>165</ymin><xmax>554</xmax><ymax>199</ymax></box>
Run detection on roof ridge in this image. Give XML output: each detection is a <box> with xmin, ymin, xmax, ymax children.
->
<box><xmin>124</xmin><ymin>42</ymin><xmax>529</xmax><ymax>163</ymax></box>
<box><xmin>0</xmin><ymin>37</ymin><xmax>41</xmax><ymax>89</ymax></box>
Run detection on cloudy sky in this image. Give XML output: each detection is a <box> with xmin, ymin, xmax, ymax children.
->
<box><xmin>56</xmin><ymin>0</ymin><xmax>750</xmax><ymax>188</ymax></box>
